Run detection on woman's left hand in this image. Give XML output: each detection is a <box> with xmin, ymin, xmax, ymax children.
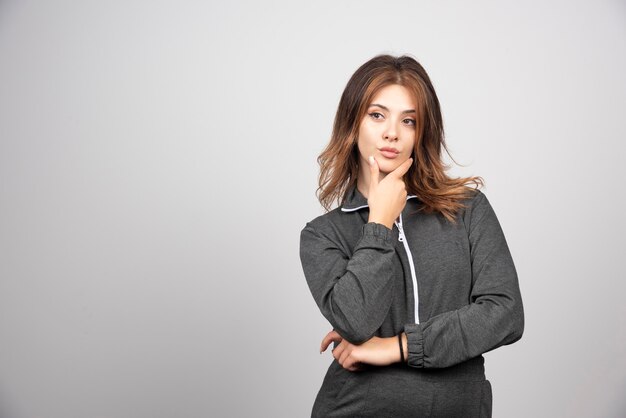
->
<box><xmin>320</xmin><ymin>329</ymin><xmax>399</xmax><ymax>371</ymax></box>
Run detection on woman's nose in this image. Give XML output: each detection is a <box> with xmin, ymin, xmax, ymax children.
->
<box><xmin>383</xmin><ymin>123</ymin><xmax>398</xmax><ymax>141</ymax></box>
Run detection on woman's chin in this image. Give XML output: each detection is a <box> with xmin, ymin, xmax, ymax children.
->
<box><xmin>378</xmin><ymin>159</ymin><xmax>404</xmax><ymax>174</ymax></box>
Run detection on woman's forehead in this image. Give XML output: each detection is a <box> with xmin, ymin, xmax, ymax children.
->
<box><xmin>369</xmin><ymin>84</ymin><xmax>418</xmax><ymax>111</ymax></box>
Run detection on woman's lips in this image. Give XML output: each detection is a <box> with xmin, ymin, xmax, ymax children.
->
<box><xmin>380</xmin><ymin>149</ymin><xmax>399</xmax><ymax>159</ymax></box>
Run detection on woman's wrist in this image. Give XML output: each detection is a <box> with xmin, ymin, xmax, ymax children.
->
<box><xmin>398</xmin><ymin>332</ymin><xmax>408</xmax><ymax>363</ymax></box>
<box><xmin>385</xmin><ymin>334</ymin><xmax>409</xmax><ymax>364</ymax></box>
<box><xmin>367</xmin><ymin>216</ymin><xmax>394</xmax><ymax>230</ymax></box>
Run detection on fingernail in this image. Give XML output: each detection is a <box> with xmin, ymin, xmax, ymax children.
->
<box><xmin>369</xmin><ymin>156</ymin><xmax>374</xmax><ymax>164</ymax></box>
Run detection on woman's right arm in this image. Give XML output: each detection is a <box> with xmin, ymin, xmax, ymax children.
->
<box><xmin>300</xmin><ymin>157</ymin><xmax>412</xmax><ymax>345</ymax></box>
<box><xmin>299</xmin><ymin>221</ymin><xmax>398</xmax><ymax>345</ymax></box>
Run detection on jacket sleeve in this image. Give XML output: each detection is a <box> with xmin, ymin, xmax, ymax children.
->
<box><xmin>300</xmin><ymin>221</ymin><xmax>400</xmax><ymax>344</ymax></box>
<box><xmin>404</xmin><ymin>191</ymin><xmax>525</xmax><ymax>368</ymax></box>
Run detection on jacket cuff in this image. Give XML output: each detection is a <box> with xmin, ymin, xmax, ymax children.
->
<box><xmin>404</xmin><ymin>323</ymin><xmax>424</xmax><ymax>368</ymax></box>
<box><xmin>361</xmin><ymin>222</ymin><xmax>398</xmax><ymax>243</ymax></box>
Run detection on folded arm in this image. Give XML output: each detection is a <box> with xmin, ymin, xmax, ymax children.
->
<box><xmin>300</xmin><ymin>221</ymin><xmax>399</xmax><ymax>344</ymax></box>
<box><xmin>404</xmin><ymin>191</ymin><xmax>525</xmax><ymax>368</ymax></box>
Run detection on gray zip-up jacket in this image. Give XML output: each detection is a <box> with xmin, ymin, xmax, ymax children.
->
<box><xmin>299</xmin><ymin>185</ymin><xmax>524</xmax><ymax>417</ymax></box>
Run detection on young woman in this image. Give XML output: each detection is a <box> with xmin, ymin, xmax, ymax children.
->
<box><xmin>299</xmin><ymin>54</ymin><xmax>524</xmax><ymax>417</ymax></box>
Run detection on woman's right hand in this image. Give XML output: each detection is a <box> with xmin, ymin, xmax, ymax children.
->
<box><xmin>367</xmin><ymin>156</ymin><xmax>413</xmax><ymax>229</ymax></box>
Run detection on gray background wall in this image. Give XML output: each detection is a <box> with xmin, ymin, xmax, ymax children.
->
<box><xmin>1</xmin><ymin>0</ymin><xmax>625</xmax><ymax>417</ymax></box>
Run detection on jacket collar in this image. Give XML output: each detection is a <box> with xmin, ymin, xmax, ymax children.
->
<box><xmin>341</xmin><ymin>184</ymin><xmax>418</xmax><ymax>212</ymax></box>
<box><xmin>341</xmin><ymin>185</ymin><xmax>369</xmax><ymax>212</ymax></box>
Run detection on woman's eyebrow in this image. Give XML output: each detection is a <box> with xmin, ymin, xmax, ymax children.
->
<box><xmin>369</xmin><ymin>103</ymin><xmax>416</xmax><ymax>114</ymax></box>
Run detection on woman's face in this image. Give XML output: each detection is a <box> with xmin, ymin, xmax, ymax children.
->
<box><xmin>356</xmin><ymin>84</ymin><xmax>417</xmax><ymax>177</ymax></box>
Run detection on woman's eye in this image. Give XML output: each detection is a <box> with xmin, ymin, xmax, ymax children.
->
<box><xmin>369</xmin><ymin>112</ymin><xmax>384</xmax><ymax>120</ymax></box>
<box><xmin>404</xmin><ymin>119</ymin><xmax>416</xmax><ymax>126</ymax></box>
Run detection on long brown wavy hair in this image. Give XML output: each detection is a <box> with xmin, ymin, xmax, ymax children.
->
<box><xmin>317</xmin><ymin>54</ymin><xmax>484</xmax><ymax>223</ymax></box>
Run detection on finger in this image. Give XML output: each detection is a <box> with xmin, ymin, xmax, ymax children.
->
<box><xmin>332</xmin><ymin>340</ymin><xmax>348</xmax><ymax>358</ymax></box>
<box><xmin>368</xmin><ymin>156</ymin><xmax>379</xmax><ymax>192</ymax></box>
<box><xmin>389</xmin><ymin>157</ymin><xmax>413</xmax><ymax>179</ymax></box>
<box><xmin>338</xmin><ymin>345</ymin><xmax>352</xmax><ymax>366</ymax></box>
<box><xmin>320</xmin><ymin>332</ymin><xmax>331</xmax><ymax>353</ymax></box>
<box><xmin>344</xmin><ymin>356</ymin><xmax>359</xmax><ymax>371</ymax></box>
<box><xmin>332</xmin><ymin>342</ymin><xmax>346</xmax><ymax>362</ymax></box>
<box><xmin>333</xmin><ymin>340</ymin><xmax>352</xmax><ymax>361</ymax></box>
<box><xmin>320</xmin><ymin>330</ymin><xmax>342</xmax><ymax>353</ymax></box>
<box><xmin>348</xmin><ymin>362</ymin><xmax>364</xmax><ymax>372</ymax></box>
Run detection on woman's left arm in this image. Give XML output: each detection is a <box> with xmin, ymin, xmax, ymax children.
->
<box><xmin>403</xmin><ymin>190</ymin><xmax>524</xmax><ymax>368</ymax></box>
<box><xmin>320</xmin><ymin>329</ymin><xmax>406</xmax><ymax>371</ymax></box>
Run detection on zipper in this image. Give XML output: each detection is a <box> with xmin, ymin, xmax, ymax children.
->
<box><xmin>395</xmin><ymin>213</ymin><xmax>420</xmax><ymax>324</ymax></box>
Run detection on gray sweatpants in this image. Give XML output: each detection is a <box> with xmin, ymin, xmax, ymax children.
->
<box><xmin>312</xmin><ymin>357</ymin><xmax>492</xmax><ymax>417</ymax></box>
